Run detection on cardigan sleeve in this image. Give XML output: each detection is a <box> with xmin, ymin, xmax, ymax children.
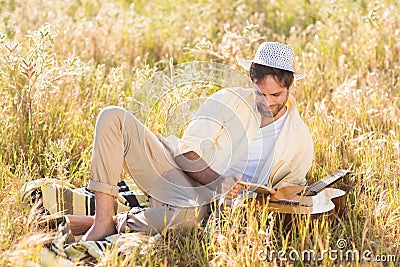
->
<box><xmin>173</xmin><ymin>88</ymin><xmax>260</xmax><ymax>175</ymax></box>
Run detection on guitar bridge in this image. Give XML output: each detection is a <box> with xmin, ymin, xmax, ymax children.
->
<box><xmin>270</xmin><ymin>199</ymin><xmax>313</xmax><ymax>207</ymax></box>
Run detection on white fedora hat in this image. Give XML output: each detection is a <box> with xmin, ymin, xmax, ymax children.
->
<box><xmin>237</xmin><ymin>42</ymin><xmax>305</xmax><ymax>80</ymax></box>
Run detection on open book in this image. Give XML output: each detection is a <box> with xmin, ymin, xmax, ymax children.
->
<box><xmin>237</xmin><ymin>160</ymin><xmax>291</xmax><ymax>195</ymax></box>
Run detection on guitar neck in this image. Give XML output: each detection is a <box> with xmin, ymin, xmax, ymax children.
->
<box><xmin>305</xmin><ymin>169</ymin><xmax>349</xmax><ymax>194</ymax></box>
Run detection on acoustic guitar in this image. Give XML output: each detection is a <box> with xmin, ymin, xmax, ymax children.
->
<box><xmin>255</xmin><ymin>169</ymin><xmax>350</xmax><ymax>216</ymax></box>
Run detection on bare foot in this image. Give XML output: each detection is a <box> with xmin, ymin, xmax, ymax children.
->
<box><xmin>81</xmin><ymin>218</ymin><xmax>116</xmax><ymax>241</ymax></box>
<box><xmin>66</xmin><ymin>215</ymin><xmax>94</xmax><ymax>236</ymax></box>
<box><xmin>80</xmin><ymin>191</ymin><xmax>117</xmax><ymax>241</ymax></box>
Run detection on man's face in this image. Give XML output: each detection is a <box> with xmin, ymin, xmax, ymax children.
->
<box><xmin>255</xmin><ymin>75</ymin><xmax>289</xmax><ymax>121</ymax></box>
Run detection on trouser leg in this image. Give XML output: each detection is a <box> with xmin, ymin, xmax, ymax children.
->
<box><xmin>115</xmin><ymin>198</ymin><xmax>210</xmax><ymax>234</ymax></box>
<box><xmin>88</xmin><ymin>106</ymin><xmax>126</xmax><ymax>196</ymax></box>
<box><xmin>87</xmin><ymin>106</ymin><xmax>212</xmax><ymax>232</ymax></box>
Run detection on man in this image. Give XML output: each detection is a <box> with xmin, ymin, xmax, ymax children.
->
<box><xmin>68</xmin><ymin>42</ymin><xmax>314</xmax><ymax>241</ymax></box>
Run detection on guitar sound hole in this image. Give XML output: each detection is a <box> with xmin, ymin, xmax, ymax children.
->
<box><xmin>297</xmin><ymin>190</ymin><xmax>317</xmax><ymax>197</ymax></box>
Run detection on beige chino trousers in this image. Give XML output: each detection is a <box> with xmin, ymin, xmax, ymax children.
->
<box><xmin>87</xmin><ymin>106</ymin><xmax>212</xmax><ymax>234</ymax></box>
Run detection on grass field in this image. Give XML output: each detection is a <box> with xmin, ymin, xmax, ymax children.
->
<box><xmin>0</xmin><ymin>0</ymin><xmax>399</xmax><ymax>266</ymax></box>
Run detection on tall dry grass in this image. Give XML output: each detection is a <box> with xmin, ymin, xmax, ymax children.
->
<box><xmin>0</xmin><ymin>0</ymin><xmax>399</xmax><ymax>266</ymax></box>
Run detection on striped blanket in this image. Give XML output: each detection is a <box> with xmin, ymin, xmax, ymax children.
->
<box><xmin>20</xmin><ymin>178</ymin><xmax>153</xmax><ymax>264</ymax></box>
<box><xmin>48</xmin><ymin>215</ymin><xmax>159</xmax><ymax>265</ymax></box>
<box><xmin>21</xmin><ymin>178</ymin><xmax>149</xmax><ymax>216</ymax></box>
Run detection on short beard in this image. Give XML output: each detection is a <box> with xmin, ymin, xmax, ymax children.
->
<box><xmin>256</xmin><ymin>101</ymin><xmax>273</xmax><ymax>118</ymax></box>
<box><xmin>258</xmin><ymin>90</ymin><xmax>289</xmax><ymax>119</ymax></box>
<box><xmin>272</xmin><ymin>102</ymin><xmax>286</xmax><ymax>117</ymax></box>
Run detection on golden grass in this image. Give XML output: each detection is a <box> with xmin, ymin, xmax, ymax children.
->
<box><xmin>0</xmin><ymin>0</ymin><xmax>399</xmax><ymax>266</ymax></box>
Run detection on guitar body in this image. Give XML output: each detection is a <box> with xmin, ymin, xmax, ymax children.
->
<box><xmin>250</xmin><ymin>170</ymin><xmax>350</xmax><ymax>228</ymax></box>
<box><xmin>256</xmin><ymin>186</ymin><xmax>346</xmax><ymax>215</ymax></box>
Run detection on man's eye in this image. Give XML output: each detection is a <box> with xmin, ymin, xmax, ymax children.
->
<box><xmin>272</xmin><ymin>94</ymin><xmax>280</xmax><ymax>97</ymax></box>
<box><xmin>256</xmin><ymin>91</ymin><xmax>266</xmax><ymax>97</ymax></box>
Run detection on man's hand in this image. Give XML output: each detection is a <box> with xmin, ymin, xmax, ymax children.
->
<box><xmin>219</xmin><ymin>174</ymin><xmax>244</xmax><ymax>199</ymax></box>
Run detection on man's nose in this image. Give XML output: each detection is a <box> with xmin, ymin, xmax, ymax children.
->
<box><xmin>265</xmin><ymin>95</ymin><xmax>274</xmax><ymax>105</ymax></box>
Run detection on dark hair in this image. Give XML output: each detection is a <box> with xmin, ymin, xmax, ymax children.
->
<box><xmin>249</xmin><ymin>63</ymin><xmax>294</xmax><ymax>89</ymax></box>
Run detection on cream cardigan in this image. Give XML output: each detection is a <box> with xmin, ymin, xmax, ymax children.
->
<box><xmin>162</xmin><ymin>87</ymin><xmax>313</xmax><ymax>187</ymax></box>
